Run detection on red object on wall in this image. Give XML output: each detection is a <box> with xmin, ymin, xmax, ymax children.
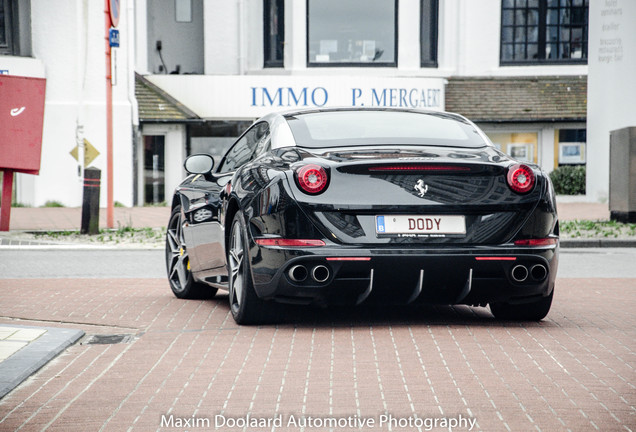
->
<box><xmin>0</xmin><ymin>75</ymin><xmax>46</xmax><ymax>174</ymax></box>
<box><xmin>109</xmin><ymin>0</ymin><xmax>121</xmax><ymax>28</ymax></box>
<box><xmin>0</xmin><ymin>74</ymin><xmax>46</xmax><ymax>231</ymax></box>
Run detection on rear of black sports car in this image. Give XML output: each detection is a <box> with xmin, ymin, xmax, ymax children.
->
<box><xmin>235</xmin><ymin>110</ymin><xmax>559</xmax><ymax>321</ymax></box>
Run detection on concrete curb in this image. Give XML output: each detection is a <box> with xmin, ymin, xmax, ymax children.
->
<box><xmin>560</xmin><ymin>239</ymin><xmax>636</xmax><ymax>248</ymax></box>
<box><xmin>0</xmin><ymin>245</ymin><xmax>162</xmax><ymax>251</ymax></box>
<box><xmin>0</xmin><ymin>325</ymin><xmax>85</xmax><ymax>399</ymax></box>
<box><xmin>1</xmin><ymin>240</ymin><xmax>635</xmax><ymax>250</ymax></box>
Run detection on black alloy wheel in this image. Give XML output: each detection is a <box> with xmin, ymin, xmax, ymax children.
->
<box><xmin>227</xmin><ymin>211</ymin><xmax>276</xmax><ymax>325</ymax></box>
<box><xmin>166</xmin><ymin>205</ymin><xmax>217</xmax><ymax>299</ymax></box>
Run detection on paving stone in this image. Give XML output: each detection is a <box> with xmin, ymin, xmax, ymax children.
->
<box><xmin>0</xmin><ymin>277</ymin><xmax>634</xmax><ymax>431</ymax></box>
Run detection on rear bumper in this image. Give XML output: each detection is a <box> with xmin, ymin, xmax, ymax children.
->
<box><xmin>249</xmin><ymin>244</ymin><xmax>558</xmax><ymax>307</ymax></box>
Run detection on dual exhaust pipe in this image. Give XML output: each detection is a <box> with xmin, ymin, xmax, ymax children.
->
<box><xmin>511</xmin><ymin>264</ymin><xmax>548</xmax><ymax>283</ymax></box>
<box><xmin>290</xmin><ymin>262</ymin><xmax>547</xmax><ymax>285</ymax></box>
<box><xmin>288</xmin><ymin>264</ymin><xmax>330</xmax><ymax>284</ymax></box>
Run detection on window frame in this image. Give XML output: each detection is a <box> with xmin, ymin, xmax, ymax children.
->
<box><xmin>263</xmin><ymin>0</ymin><xmax>284</xmax><ymax>68</ymax></box>
<box><xmin>217</xmin><ymin>122</ymin><xmax>270</xmax><ymax>173</ymax></box>
<box><xmin>499</xmin><ymin>0</ymin><xmax>588</xmax><ymax>66</ymax></box>
<box><xmin>420</xmin><ymin>0</ymin><xmax>439</xmax><ymax>68</ymax></box>
<box><xmin>556</xmin><ymin>128</ymin><xmax>586</xmax><ymax>166</ymax></box>
<box><xmin>306</xmin><ymin>0</ymin><xmax>399</xmax><ymax>68</ymax></box>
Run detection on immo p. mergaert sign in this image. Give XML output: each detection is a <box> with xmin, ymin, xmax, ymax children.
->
<box><xmin>147</xmin><ymin>75</ymin><xmax>445</xmax><ymax>119</ymax></box>
<box><xmin>250</xmin><ymin>86</ymin><xmax>442</xmax><ymax>110</ymax></box>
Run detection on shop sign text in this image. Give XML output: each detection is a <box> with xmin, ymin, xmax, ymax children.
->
<box><xmin>250</xmin><ymin>87</ymin><xmax>441</xmax><ymax>109</ymax></box>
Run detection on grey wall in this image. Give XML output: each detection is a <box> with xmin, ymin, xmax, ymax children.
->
<box><xmin>147</xmin><ymin>0</ymin><xmax>204</xmax><ymax>74</ymax></box>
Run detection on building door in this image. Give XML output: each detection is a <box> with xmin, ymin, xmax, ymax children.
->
<box><xmin>143</xmin><ymin>135</ymin><xmax>165</xmax><ymax>204</ymax></box>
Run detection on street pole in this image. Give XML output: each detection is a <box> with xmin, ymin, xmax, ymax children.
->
<box><xmin>0</xmin><ymin>169</ymin><xmax>14</xmax><ymax>231</ymax></box>
<box><xmin>104</xmin><ymin>0</ymin><xmax>114</xmax><ymax>228</ymax></box>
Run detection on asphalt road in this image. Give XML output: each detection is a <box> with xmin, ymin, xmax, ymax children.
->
<box><xmin>1</xmin><ymin>247</ymin><xmax>636</xmax><ymax>279</ymax></box>
<box><xmin>0</xmin><ymin>249</ymin><xmax>166</xmax><ymax>279</ymax></box>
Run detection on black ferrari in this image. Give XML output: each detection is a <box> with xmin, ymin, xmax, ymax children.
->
<box><xmin>166</xmin><ymin>108</ymin><xmax>559</xmax><ymax>324</ymax></box>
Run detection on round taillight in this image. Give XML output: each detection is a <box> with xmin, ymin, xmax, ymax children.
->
<box><xmin>296</xmin><ymin>164</ymin><xmax>328</xmax><ymax>194</ymax></box>
<box><xmin>507</xmin><ymin>164</ymin><xmax>535</xmax><ymax>194</ymax></box>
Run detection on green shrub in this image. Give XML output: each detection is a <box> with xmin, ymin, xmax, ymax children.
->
<box><xmin>549</xmin><ymin>165</ymin><xmax>586</xmax><ymax>195</ymax></box>
<box><xmin>143</xmin><ymin>201</ymin><xmax>167</xmax><ymax>207</ymax></box>
<box><xmin>42</xmin><ymin>200</ymin><xmax>65</xmax><ymax>208</ymax></box>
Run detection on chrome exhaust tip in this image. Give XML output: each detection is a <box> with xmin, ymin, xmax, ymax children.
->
<box><xmin>288</xmin><ymin>265</ymin><xmax>308</xmax><ymax>283</ymax></box>
<box><xmin>530</xmin><ymin>264</ymin><xmax>548</xmax><ymax>281</ymax></box>
<box><xmin>311</xmin><ymin>265</ymin><xmax>330</xmax><ymax>283</ymax></box>
<box><xmin>511</xmin><ymin>265</ymin><xmax>529</xmax><ymax>283</ymax></box>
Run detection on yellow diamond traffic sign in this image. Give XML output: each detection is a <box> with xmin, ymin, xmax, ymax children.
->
<box><xmin>69</xmin><ymin>146</ymin><xmax>79</xmax><ymax>161</ymax></box>
<box><xmin>83</xmin><ymin>139</ymin><xmax>100</xmax><ymax>166</ymax></box>
<box><xmin>70</xmin><ymin>139</ymin><xmax>101</xmax><ymax>167</ymax></box>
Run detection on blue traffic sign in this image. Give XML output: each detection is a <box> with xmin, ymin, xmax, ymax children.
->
<box><xmin>109</xmin><ymin>28</ymin><xmax>120</xmax><ymax>48</ymax></box>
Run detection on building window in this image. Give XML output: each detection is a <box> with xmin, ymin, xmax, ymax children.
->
<box><xmin>0</xmin><ymin>0</ymin><xmax>30</xmax><ymax>57</ymax></box>
<box><xmin>264</xmin><ymin>0</ymin><xmax>284</xmax><ymax>67</ymax></box>
<box><xmin>421</xmin><ymin>0</ymin><xmax>438</xmax><ymax>67</ymax></box>
<box><xmin>147</xmin><ymin>0</ymin><xmax>203</xmax><ymax>74</ymax></box>
<box><xmin>0</xmin><ymin>0</ymin><xmax>14</xmax><ymax>55</ymax></box>
<box><xmin>487</xmin><ymin>132</ymin><xmax>539</xmax><ymax>165</ymax></box>
<box><xmin>175</xmin><ymin>0</ymin><xmax>192</xmax><ymax>23</ymax></box>
<box><xmin>143</xmin><ymin>136</ymin><xmax>166</xmax><ymax>205</ymax></box>
<box><xmin>556</xmin><ymin>128</ymin><xmax>586</xmax><ymax>165</ymax></box>
<box><xmin>307</xmin><ymin>0</ymin><xmax>397</xmax><ymax>67</ymax></box>
<box><xmin>500</xmin><ymin>0</ymin><xmax>588</xmax><ymax>64</ymax></box>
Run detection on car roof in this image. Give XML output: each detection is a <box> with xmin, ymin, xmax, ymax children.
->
<box><xmin>259</xmin><ymin>108</ymin><xmax>489</xmax><ymax>150</ymax></box>
<box><xmin>259</xmin><ymin>107</ymin><xmax>468</xmax><ymax>123</ymax></box>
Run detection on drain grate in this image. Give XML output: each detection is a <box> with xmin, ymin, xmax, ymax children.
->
<box><xmin>83</xmin><ymin>334</ymin><xmax>136</xmax><ymax>345</ymax></box>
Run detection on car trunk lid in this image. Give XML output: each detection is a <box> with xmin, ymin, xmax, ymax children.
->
<box><xmin>287</xmin><ymin>146</ymin><xmax>543</xmax><ymax>246</ymax></box>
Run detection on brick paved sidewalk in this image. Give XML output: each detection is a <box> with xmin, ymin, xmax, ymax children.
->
<box><xmin>556</xmin><ymin>201</ymin><xmax>609</xmax><ymax>222</ymax></box>
<box><xmin>0</xmin><ymin>277</ymin><xmax>634</xmax><ymax>431</ymax></box>
<box><xmin>4</xmin><ymin>206</ymin><xmax>170</xmax><ymax>231</ymax></box>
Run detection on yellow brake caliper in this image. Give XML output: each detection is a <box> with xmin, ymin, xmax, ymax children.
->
<box><xmin>180</xmin><ymin>247</ymin><xmax>190</xmax><ymax>270</ymax></box>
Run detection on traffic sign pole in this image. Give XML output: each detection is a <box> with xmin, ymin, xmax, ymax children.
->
<box><xmin>0</xmin><ymin>169</ymin><xmax>14</xmax><ymax>231</ymax></box>
<box><xmin>105</xmin><ymin>0</ymin><xmax>114</xmax><ymax>228</ymax></box>
<box><xmin>81</xmin><ymin>167</ymin><xmax>101</xmax><ymax>235</ymax></box>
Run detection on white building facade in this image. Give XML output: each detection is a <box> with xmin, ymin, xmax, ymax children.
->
<box><xmin>134</xmin><ymin>0</ymin><xmax>591</xmax><ymax>206</ymax></box>
<box><xmin>1</xmin><ymin>0</ymin><xmax>135</xmax><ymax>208</ymax></box>
<box><xmin>587</xmin><ymin>0</ymin><xmax>636</xmax><ymax>202</ymax></box>
<box><xmin>6</xmin><ymin>0</ymin><xmax>622</xmax><ymax>207</ymax></box>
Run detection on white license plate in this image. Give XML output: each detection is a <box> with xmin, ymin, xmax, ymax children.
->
<box><xmin>376</xmin><ymin>215</ymin><xmax>466</xmax><ymax>235</ymax></box>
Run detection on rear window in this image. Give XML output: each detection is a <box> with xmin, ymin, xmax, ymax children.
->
<box><xmin>284</xmin><ymin>110</ymin><xmax>487</xmax><ymax>148</ymax></box>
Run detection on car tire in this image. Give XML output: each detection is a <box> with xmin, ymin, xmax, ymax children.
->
<box><xmin>227</xmin><ymin>211</ymin><xmax>278</xmax><ymax>325</ymax></box>
<box><xmin>166</xmin><ymin>205</ymin><xmax>217</xmax><ymax>299</ymax></box>
<box><xmin>489</xmin><ymin>290</ymin><xmax>553</xmax><ymax>321</ymax></box>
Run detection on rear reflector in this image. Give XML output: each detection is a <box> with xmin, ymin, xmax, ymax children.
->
<box><xmin>255</xmin><ymin>238</ymin><xmax>326</xmax><ymax>247</ymax></box>
<box><xmin>514</xmin><ymin>238</ymin><xmax>558</xmax><ymax>246</ymax></box>
<box><xmin>369</xmin><ymin>165</ymin><xmax>471</xmax><ymax>172</ymax></box>
<box><xmin>325</xmin><ymin>257</ymin><xmax>371</xmax><ymax>261</ymax></box>
<box><xmin>475</xmin><ymin>257</ymin><xmax>517</xmax><ymax>261</ymax></box>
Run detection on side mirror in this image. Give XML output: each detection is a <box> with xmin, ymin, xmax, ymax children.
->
<box><xmin>184</xmin><ymin>154</ymin><xmax>214</xmax><ymax>175</ymax></box>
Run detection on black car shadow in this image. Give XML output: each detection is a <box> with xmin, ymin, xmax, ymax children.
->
<box><xmin>208</xmin><ymin>293</ymin><xmax>557</xmax><ymax>329</ymax></box>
